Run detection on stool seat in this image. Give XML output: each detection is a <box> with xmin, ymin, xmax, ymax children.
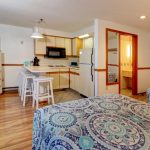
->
<box><xmin>33</xmin><ymin>76</ymin><xmax>54</xmax><ymax>109</ymax></box>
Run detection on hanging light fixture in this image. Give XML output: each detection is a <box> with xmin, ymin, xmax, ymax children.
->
<box><xmin>31</xmin><ymin>19</ymin><xmax>44</xmax><ymax>39</ymax></box>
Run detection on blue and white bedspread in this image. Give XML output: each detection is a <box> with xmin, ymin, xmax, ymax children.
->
<box><xmin>32</xmin><ymin>94</ymin><xmax>150</xmax><ymax>150</ymax></box>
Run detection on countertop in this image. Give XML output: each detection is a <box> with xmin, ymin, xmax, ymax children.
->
<box><xmin>25</xmin><ymin>66</ymin><xmax>79</xmax><ymax>73</ymax></box>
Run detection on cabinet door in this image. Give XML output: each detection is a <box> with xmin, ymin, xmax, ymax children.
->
<box><xmin>74</xmin><ymin>74</ymin><xmax>80</xmax><ymax>92</ymax></box>
<box><xmin>55</xmin><ymin>37</ymin><xmax>65</xmax><ymax>48</ymax></box>
<box><xmin>83</xmin><ymin>37</ymin><xmax>93</xmax><ymax>48</ymax></box>
<box><xmin>46</xmin><ymin>36</ymin><xmax>55</xmax><ymax>47</ymax></box>
<box><xmin>70</xmin><ymin>73</ymin><xmax>75</xmax><ymax>90</ymax></box>
<box><xmin>72</xmin><ymin>38</ymin><xmax>83</xmax><ymax>56</ymax></box>
<box><xmin>60</xmin><ymin>72</ymin><xmax>69</xmax><ymax>88</ymax></box>
<box><xmin>35</xmin><ymin>38</ymin><xmax>46</xmax><ymax>54</ymax></box>
<box><xmin>49</xmin><ymin>73</ymin><xmax>60</xmax><ymax>89</ymax></box>
<box><xmin>65</xmin><ymin>38</ymin><xmax>72</xmax><ymax>56</ymax></box>
<box><xmin>72</xmin><ymin>38</ymin><xmax>77</xmax><ymax>56</ymax></box>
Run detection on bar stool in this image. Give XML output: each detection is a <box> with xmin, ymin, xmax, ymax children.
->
<box><xmin>21</xmin><ymin>73</ymin><xmax>35</xmax><ymax>106</ymax></box>
<box><xmin>33</xmin><ymin>77</ymin><xmax>54</xmax><ymax>109</ymax></box>
<box><xmin>17</xmin><ymin>68</ymin><xmax>32</xmax><ymax>97</ymax></box>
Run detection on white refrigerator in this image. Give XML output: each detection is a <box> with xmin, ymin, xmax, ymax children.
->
<box><xmin>79</xmin><ymin>48</ymin><xmax>94</xmax><ymax>97</ymax></box>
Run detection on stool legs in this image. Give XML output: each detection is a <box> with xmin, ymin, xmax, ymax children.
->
<box><xmin>23</xmin><ymin>79</ymin><xmax>27</xmax><ymax>107</ymax></box>
<box><xmin>50</xmin><ymin>81</ymin><xmax>54</xmax><ymax>105</ymax></box>
<box><xmin>32</xmin><ymin>78</ymin><xmax>55</xmax><ymax>109</ymax></box>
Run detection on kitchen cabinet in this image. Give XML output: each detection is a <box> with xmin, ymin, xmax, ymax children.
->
<box><xmin>65</xmin><ymin>38</ymin><xmax>72</xmax><ymax>56</ymax></box>
<box><xmin>83</xmin><ymin>37</ymin><xmax>93</xmax><ymax>49</ymax></box>
<box><xmin>72</xmin><ymin>38</ymin><xmax>83</xmax><ymax>56</ymax></box>
<box><xmin>70</xmin><ymin>73</ymin><xmax>75</xmax><ymax>89</ymax></box>
<box><xmin>49</xmin><ymin>73</ymin><xmax>60</xmax><ymax>89</ymax></box>
<box><xmin>46</xmin><ymin>68</ymin><xmax>69</xmax><ymax>89</ymax></box>
<box><xmin>55</xmin><ymin>37</ymin><xmax>65</xmax><ymax>48</ymax></box>
<box><xmin>35</xmin><ymin>37</ymin><xmax>46</xmax><ymax>54</ymax></box>
<box><xmin>59</xmin><ymin>68</ymin><xmax>69</xmax><ymax>88</ymax></box>
<box><xmin>46</xmin><ymin>36</ymin><xmax>55</xmax><ymax>47</ymax></box>
<box><xmin>46</xmin><ymin>69</ymin><xmax>59</xmax><ymax>90</ymax></box>
<box><xmin>34</xmin><ymin>35</ymin><xmax>74</xmax><ymax>56</ymax></box>
<box><xmin>70</xmin><ymin>68</ymin><xmax>80</xmax><ymax>92</ymax></box>
<box><xmin>74</xmin><ymin>73</ymin><xmax>80</xmax><ymax>92</ymax></box>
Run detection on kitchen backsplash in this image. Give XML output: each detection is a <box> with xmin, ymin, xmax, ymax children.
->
<box><xmin>37</xmin><ymin>56</ymin><xmax>79</xmax><ymax>66</ymax></box>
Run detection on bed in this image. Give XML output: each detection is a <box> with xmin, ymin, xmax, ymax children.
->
<box><xmin>32</xmin><ymin>94</ymin><xmax>150</xmax><ymax>150</ymax></box>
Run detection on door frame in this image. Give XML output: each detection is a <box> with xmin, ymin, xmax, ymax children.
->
<box><xmin>106</xmin><ymin>28</ymin><xmax>138</xmax><ymax>95</ymax></box>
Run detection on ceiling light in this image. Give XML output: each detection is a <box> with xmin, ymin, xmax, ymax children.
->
<box><xmin>31</xmin><ymin>19</ymin><xmax>44</xmax><ymax>39</ymax></box>
<box><xmin>140</xmin><ymin>15</ymin><xmax>146</xmax><ymax>19</ymax></box>
<box><xmin>78</xmin><ymin>34</ymin><xmax>89</xmax><ymax>39</ymax></box>
<box><xmin>31</xmin><ymin>27</ymin><xmax>43</xmax><ymax>39</ymax></box>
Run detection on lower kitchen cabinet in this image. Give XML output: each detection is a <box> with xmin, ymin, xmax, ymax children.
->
<box><xmin>74</xmin><ymin>74</ymin><xmax>80</xmax><ymax>92</ymax></box>
<box><xmin>70</xmin><ymin>73</ymin><xmax>75</xmax><ymax>89</ymax></box>
<box><xmin>46</xmin><ymin>68</ymin><xmax>79</xmax><ymax>91</ymax></box>
<box><xmin>70</xmin><ymin>69</ymin><xmax>80</xmax><ymax>92</ymax></box>
<box><xmin>47</xmin><ymin>68</ymin><xmax>69</xmax><ymax>90</ymax></box>
<box><xmin>60</xmin><ymin>72</ymin><xmax>69</xmax><ymax>88</ymax></box>
<box><xmin>49</xmin><ymin>73</ymin><xmax>59</xmax><ymax>89</ymax></box>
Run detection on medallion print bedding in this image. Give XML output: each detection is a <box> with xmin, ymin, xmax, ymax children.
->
<box><xmin>32</xmin><ymin>94</ymin><xmax>150</xmax><ymax>150</ymax></box>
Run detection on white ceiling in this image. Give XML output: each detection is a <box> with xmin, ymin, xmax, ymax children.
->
<box><xmin>0</xmin><ymin>0</ymin><xmax>150</xmax><ymax>32</ymax></box>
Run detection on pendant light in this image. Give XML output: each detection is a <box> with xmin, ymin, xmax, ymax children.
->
<box><xmin>31</xmin><ymin>19</ymin><xmax>44</xmax><ymax>39</ymax></box>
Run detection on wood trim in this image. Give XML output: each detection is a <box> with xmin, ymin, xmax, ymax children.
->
<box><xmin>59</xmin><ymin>71</ymin><xmax>70</xmax><ymax>74</ymax></box>
<box><xmin>106</xmin><ymin>28</ymin><xmax>137</xmax><ymax>37</ymax></box>
<box><xmin>69</xmin><ymin>71</ymin><xmax>80</xmax><ymax>75</ymax></box>
<box><xmin>108</xmin><ymin>64</ymin><xmax>119</xmax><ymax>67</ymax></box>
<box><xmin>108</xmin><ymin>48</ymin><xmax>117</xmax><ymax>51</ymax></box>
<box><xmin>94</xmin><ymin>69</ymin><xmax>106</xmax><ymax>72</ymax></box>
<box><xmin>35</xmin><ymin>54</ymin><xmax>45</xmax><ymax>56</ymax></box>
<box><xmin>68</xmin><ymin>55</ymin><xmax>79</xmax><ymax>58</ymax></box>
<box><xmin>34</xmin><ymin>54</ymin><xmax>79</xmax><ymax>58</ymax></box>
<box><xmin>106</xmin><ymin>28</ymin><xmax>109</xmax><ymax>85</ymax></box>
<box><xmin>43</xmin><ymin>34</ymin><xmax>73</xmax><ymax>39</ymax></box>
<box><xmin>47</xmin><ymin>71</ymin><xmax>70</xmax><ymax>74</ymax></box>
<box><xmin>132</xmin><ymin>35</ymin><xmax>138</xmax><ymax>95</ymax></box>
<box><xmin>119</xmin><ymin>34</ymin><xmax>121</xmax><ymax>93</ymax></box>
<box><xmin>138</xmin><ymin>67</ymin><xmax>150</xmax><ymax>70</ymax></box>
<box><xmin>106</xmin><ymin>28</ymin><xmax>138</xmax><ymax>95</ymax></box>
<box><xmin>2</xmin><ymin>64</ymin><xmax>23</xmax><ymax>66</ymax></box>
<box><xmin>107</xmin><ymin>82</ymin><xmax>119</xmax><ymax>85</ymax></box>
<box><xmin>46</xmin><ymin>72</ymin><xmax>60</xmax><ymax>74</ymax></box>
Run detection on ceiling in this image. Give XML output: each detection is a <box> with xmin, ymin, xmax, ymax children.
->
<box><xmin>0</xmin><ymin>0</ymin><xmax>150</xmax><ymax>32</ymax></box>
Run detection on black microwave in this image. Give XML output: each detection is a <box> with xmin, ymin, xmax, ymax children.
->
<box><xmin>45</xmin><ymin>47</ymin><xmax>66</xmax><ymax>58</ymax></box>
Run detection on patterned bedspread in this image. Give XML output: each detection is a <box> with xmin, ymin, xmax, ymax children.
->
<box><xmin>32</xmin><ymin>94</ymin><xmax>150</xmax><ymax>150</ymax></box>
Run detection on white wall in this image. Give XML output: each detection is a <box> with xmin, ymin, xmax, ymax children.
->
<box><xmin>94</xmin><ymin>19</ymin><xmax>150</xmax><ymax>95</ymax></box>
<box><xmin>0</xmin><ymin>24</ymin><xmax>73</xmax><ymax>88</ymax></box>
<box><xmin>0</xmin><ymin>24</ymin><xmax>34</xmax><ymax>87</ymax></box>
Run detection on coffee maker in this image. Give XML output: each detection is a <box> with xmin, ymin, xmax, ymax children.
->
<box><xmin>33</xmin><ymin>57</ymin><xmax>40</xmax><ymax>66</ymax></box>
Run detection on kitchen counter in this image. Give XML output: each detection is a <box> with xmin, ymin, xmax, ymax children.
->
<box><xmin>24</xmin><ymin>66</ymin><xmax>80</xmax><ymax>91</ymax></box>
<box><xmin>25</xmin><ymin>66</ymin><xmax>79</xmax><ymax>73</ymax></box>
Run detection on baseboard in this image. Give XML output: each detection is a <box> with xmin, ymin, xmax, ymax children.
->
<box><xmin>3</xmin><ymin>87</ymin><xmax>18</xmax><ymax>91</ymax></box>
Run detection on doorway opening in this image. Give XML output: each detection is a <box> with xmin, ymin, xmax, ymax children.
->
<box><xmin>120</xmin><ymin>34</ymin><xmax>137</xmax><ymax>96</ymax></box>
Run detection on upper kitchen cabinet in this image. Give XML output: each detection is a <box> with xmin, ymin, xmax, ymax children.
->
<box><xmin>55</xmin><ymin>37</ymin><xmax>65</xmax><ymax>48</ymax></box>
<box><xmin>83</xmin><ymin>37</ymin><xmax>93</xmax><ymax>49</ymax></box>
<box><xmin>35</xmin><ymin>37</ymin><xmax>46</xmax><ymax>54</ymax></box>
<box><xmin>65</xmin><ymin>38</ymin><xmax>72</xmax><ymax>56</ymax></box>
<box><xmin>72</xmin><ymin>38</ymin><xmax>83</xmax><ymax>56</ymax></box>
<box><xmin>46</xmin><ymin>36</ymin><xmax>55</xmax><ymax>47</ymax></box>
<box><xmin>34</xmin><ymin>35</ymin><xmax>72</xmax><ymax>56</ymax></box>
